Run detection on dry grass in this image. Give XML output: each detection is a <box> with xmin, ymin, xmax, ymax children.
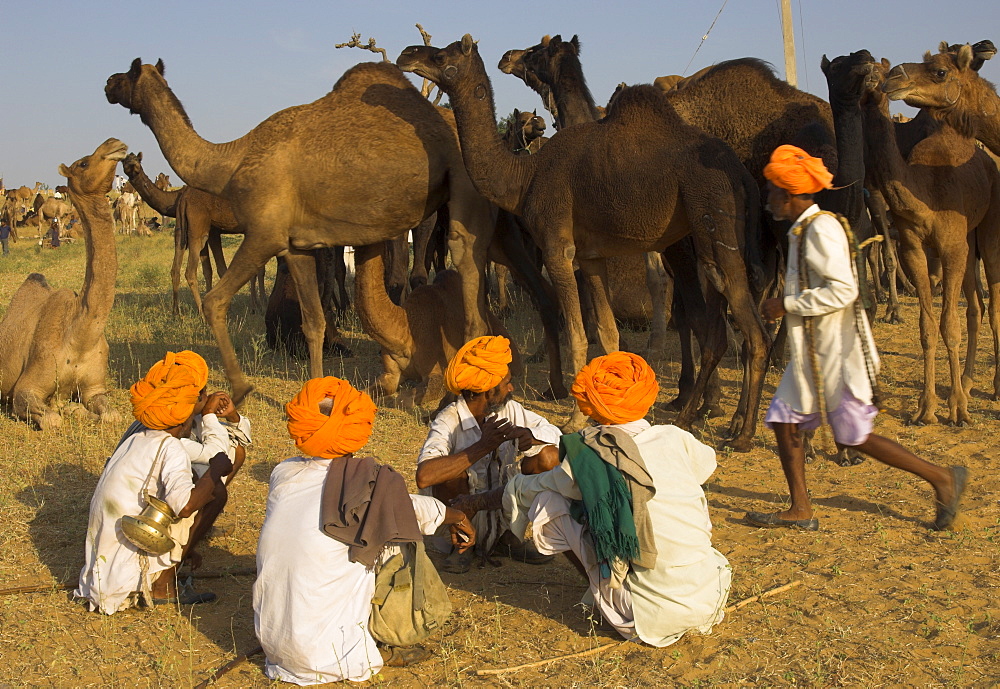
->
<box><xmin>0</xmin><ymin>232</ymin><xmax>998</xmax><ymax>687</ymax></box>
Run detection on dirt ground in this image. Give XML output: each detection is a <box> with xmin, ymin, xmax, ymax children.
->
<box><xmin>0</xmin><ymin>234</ymin><xmax>997</xmax><ymax>687</ymax></box>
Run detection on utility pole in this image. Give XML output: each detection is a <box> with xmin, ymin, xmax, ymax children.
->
<box><xmin>780</xmin><ymin>0</ymin><xmax>798</xmax><ymax>87</ymax></box>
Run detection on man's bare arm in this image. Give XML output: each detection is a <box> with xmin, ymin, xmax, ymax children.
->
<box><xmin>415</xmin><ymin>416</ymin><xmax>512</xmax><ymax>489</ymax></box>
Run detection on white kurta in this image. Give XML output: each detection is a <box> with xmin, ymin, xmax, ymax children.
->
<box><xmin>253</xmin><ymin>457</ymin><xmax>446</xmax><ymax>686</ymax></box>
<box><xmin>417</xmin><ymin>397</ymin><xmax>561</xmax><ymax>551</ymax></box>
<box><xmin>75</xmin><ymin>429</ymin><xmax>195</xmax><ymax>615</ymax></box>
<box><xmin>504</xmin><ymin>422</ymin><xmax>732</xmax><ymax>647</ymax></box>
<box><xmin>185</xmin><ymin>414</ymin><xmax>252</xmax><ymax>480</ymax></box>
<box><xmin>778</xmin><ymin>205</ymin><xmax>880</xmax><ymax>412</ymax></box>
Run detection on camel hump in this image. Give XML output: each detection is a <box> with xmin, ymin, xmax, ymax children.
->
<box><xmin>25</xmin><ymin>273</ymin><xmax>51</xmax><ymax>289</ymax></box>
<box><xmin>332</xmin><ymin>61</ymin><xmax>412</xmax><ymax>92</ymax></box>
<box><xmin>604</xmin><ymin>84</ymin><xmax>678</xmax><ymax>122</ymax></box>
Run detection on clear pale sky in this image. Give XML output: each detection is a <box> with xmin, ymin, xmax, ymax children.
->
<box><xmin>3</xmin><ymin>0</ymin><xmax>997</xmax><ymax>188</ymax></box>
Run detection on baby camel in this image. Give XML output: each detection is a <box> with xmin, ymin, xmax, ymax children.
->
<box><xmin>0</xmin><ymin>139</ymin><xmax>126</xmax><ymax>429</ymax></box>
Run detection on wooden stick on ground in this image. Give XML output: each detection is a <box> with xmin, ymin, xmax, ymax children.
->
<box><xmin>475</xmin><ymin>580</ymin><xmax>803</xmax><ymax>676</ymax></box>
<box><xmin>193</xmin><ymin>645</ymin><xmax>263</xmax><ymax>689</ymax></box>
<box><xmin>0</xmin><ymin>567</ymin><xmax>257</xmax><ymax>597</ymax></box>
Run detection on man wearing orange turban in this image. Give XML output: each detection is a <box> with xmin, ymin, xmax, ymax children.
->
<box><xmin>752</xmin><ymin>145</ymin><xmax>965</xmax><ymax>533</ymax></box>
<box><xmin>417</xmin><ymin>336</ymin><xmax>562</xmax><ymax>573</ymax></box>
<box><xmin>254</xmin><ymin>377</ymin><xmax>475</xmax><ymax>682</ymax></box>
<box><xmin>77</xmin><ymin>351</ymin><xmax>233</xmax><ymax>614</ymax></box>
<box><xmin>499</xmin><ymin>351</ymin><xmax>732</xmax><ymax>648</ymax></box>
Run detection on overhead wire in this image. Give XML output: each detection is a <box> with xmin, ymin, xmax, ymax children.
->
<box><xmin>683</xmin><ymin>0</ymin><xmax>731</xmax><ymax>76</ymax></box>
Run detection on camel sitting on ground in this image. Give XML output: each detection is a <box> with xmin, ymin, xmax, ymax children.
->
<box><xmin>0</xmin><ymin>139</ymin><xmax>126</xmax><ymax>429</ymax></box>
<box><xmin>121</xmin><ymin>152</ymin><xmax>266</xmax><ymax>314</ymax></box>
<box><xmin>398</xmin><ymin>35</ymin><xmax>769</xmax><ymax>447</ymax></box>
<box><xmin>106</xmin><ymin>58</ymin><xmax>495</xmax><ymax>404</ymax></box>
<box><xmin>861</xmin><ymin>46</ymin><xmax>1000</xmax><ymax>424</ymax></box>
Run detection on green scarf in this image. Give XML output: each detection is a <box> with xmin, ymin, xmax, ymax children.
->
<box><xmin>561</xmin><ymin>433</ymin><xmax>639</xmax><ymax>567</ymax></box>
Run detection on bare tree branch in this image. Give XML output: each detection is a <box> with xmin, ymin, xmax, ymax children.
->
<box><xmin>334</xmin><ymin>32</ymin><xmax>388</xmax><ymax>63</ymax></box>
<box><xmin>415</xmin><ymin>23</ymin><xmax>433</xmax><ymax>46</ymax></box>
<box><xmin>415</xmin><ymin>24</ymin><xmax>438</xmax><ymax>100</ymax></box>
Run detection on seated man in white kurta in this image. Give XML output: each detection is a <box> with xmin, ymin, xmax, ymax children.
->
<box><xmin>415</xmin><ymin>335</ymin><xmax>561</xmax><ymax>573</ymax></box>
<box><xmin>76</xmin><ymin>351</ymin><xmax>233</xmax><ymax>613</ymax></box>
<box><xmin>253</xmin><ymin>376</ymin><xmax>475</xmax><ymax>685</ymax></box>
<box><xmin>500</xmin><ymin>352</ymin><xmax>731</xmax><ymax>647</ymax></box>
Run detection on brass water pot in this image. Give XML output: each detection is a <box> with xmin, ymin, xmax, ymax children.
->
<box><xmin>120</xmin><ymin>495</ymin><xmax>177</xmax><ymax>555</ymax></box>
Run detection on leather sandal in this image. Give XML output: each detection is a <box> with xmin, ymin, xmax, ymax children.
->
<box><xmin>440</xmin><ymin>548</ymin><xmax>473</xmax><ymax>574</ymax></box>
<box><xmin>933</xmin><ymin>466</ymin><xmax>968</xmax><ymax>531</ymax></box>
<box><xmin>744</xmin><ymin>510</ymin><xmax>819</xmax><ymax>531</ymax></box>
<box><xmin>152</xmin><ymin>590</ymin><xmax>217</xmax><ymax>606</ymax></box>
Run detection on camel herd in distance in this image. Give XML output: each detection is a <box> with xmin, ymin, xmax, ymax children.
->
<box><xmin>1</xmin><ymin>31</ymin><xmax>999</xmax><ymax>451</ymax></box>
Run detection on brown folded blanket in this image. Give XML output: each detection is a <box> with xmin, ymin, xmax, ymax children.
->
<box><xmin>321</xmin><ymin>456</ymin><xmax>422</xmax><ymax>568</ymax></box>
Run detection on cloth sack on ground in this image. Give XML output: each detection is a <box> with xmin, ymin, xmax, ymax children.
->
<box><xmin>369</xmin><ymin>539</ymin><xmax>452</xmax><ymax>647</ymax></box>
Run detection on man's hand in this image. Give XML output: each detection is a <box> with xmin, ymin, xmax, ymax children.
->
<box><xmin>214</xmin><ymin>392</ymin><xmax>240</xmax><ymax>422</ymax></box>
<box><xmin>449</xmin><ymin>492</ymin><xmax>483</xmax><ymax>520</ymax></box>
<box><xmin>506</xmin><ymin>426</ymin><xmax>536</xmax><ymax>452</ymax></box>
<box><xmin>761</xmin><ymin>298</ymin><xmax>786</xmax><ymax>324</ymax></box>
<box><xmin>202</xmin><ymin>391</ymin><xmax>227</xmax><ymax>416</ymax></box>
<box><xmin>208</xmin><ymin>451</ymin><xmax>233</xmax><ymax>481</ymax></box>
<box><xmin>444</xmin><ymin>506</ymin><xmax>477</xmax><ymax>552</ymax></box>
<box><xmin>477</xmin><ymin>415</ymin><xmax>514</xmax><ymax>452</ymax></box>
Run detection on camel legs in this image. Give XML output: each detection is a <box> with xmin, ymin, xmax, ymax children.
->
<box><xmin>185</xmin><ymin>218</ymin><xmax>212</xmax><ymax>315</ymax></box>
<box><xmin>284</xmin><ymin>249</ymin><xmax>328</xmax><ymax>379</ymax></box>
<box><xmin>409</xmin><ymin>213</ymin><xmax>436</xmax><ymax>289</ymax></box>
<box><xmin>11</xmin><ymin>385</ymin><xmax>60</xmax><ymax>430</ymax></box>
<box><xmin>445</xmin><ymin>189</ymin><xmax>493</xmax><ymax>341</ymax></box>
<box><xmin>577</xmin><ymin>258</ymin><xmax>620</xmax><ymax>356</ymax></box>
<box><xmin>644</xmin><ymin>252</ymin><xmax>671</xmax><ymax>356</ymax></box>
<box><xmin>543</xmin><ymin>243</ymin><xmax>590</xmax><ymax>431</ymax></box>
<box><xmin>961</xmin><ymin>245</ymin><xmax>982</xmax><ymax>398</ymax></box>
<box><xmin>170</xmin><ymin>219</ymin><xmax>185</xmax><ymax>315</ymax></box>
<box><xmin>202</xmin><ymin>233</ymin><xmax>285</xmax><ymax>404</ymax></box>
<box><xmin>975</xmin><ymin>215</ymin><xmax>1000</xmax><ymax>399</ymax></box>
<box><xmin>897</xmin><ymin>235</ymin><xmax>939</xmax><ymax>424</ymax></box>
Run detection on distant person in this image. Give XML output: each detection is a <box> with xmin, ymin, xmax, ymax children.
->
<box><xmin>49</xmin><ymin>219</ymin><xmax>60</xmax><ymax>248</ymax></box>
<box><xmin>745</xmin><ymin>145</ymin><xmax>967</xmax><ymax>532</ymax></box>
<box><xmin>416</xmin><ymin>335</ymin><xmax>561</xmax><ymax>573</ymax></box>
<box><xmin>113</xmin><ymin>174</ymin><xmax>125</xmax><ymax>193</ymax></box>
<box><xmin>0</xmin><ymin>221</ymin><xmax>10</xmax><ymax>255</ymax></box>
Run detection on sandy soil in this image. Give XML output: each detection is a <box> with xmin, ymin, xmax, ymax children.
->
<box><xmin>0</xmin><ymin>234</ymin><xmax>997</xmax><ymax>687</ymax></box>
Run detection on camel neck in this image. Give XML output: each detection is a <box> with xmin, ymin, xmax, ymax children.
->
<box><xmin>861</xmin><ymin>102</ymin><xmax>934</xmax><ymax>219</ymax></box>
<box><xmin>71</xmin><ymin>190</ymin><xmax>118</xmax><ymax>337</ymax></box>
<box><xmin>443</xmin><ymin>52</ymin><xmax>534</xmax><ymax>213</ymax></box>
<box><xmin>353</xmin><ymin>243</ymin><xmax>413</xmax><ymax>355</ymax></box>
<box><xmin>138</xmin><ymin>79</ymin><xmax>245</xmax><ymax>196</ymax></box>
<box><xmin>966</xmin><ymin>88</ymin><xmax>1000</xmax><ymax>156</ymax></box>
<box><xmin>125</xmin><ymin>164</ymin><xmax>179</xmax><ymax>217</ymax></box>
<box><xmin>550</xmin><ymin>57</ymin><xmax>600</xmax><ymax>129</ymax></box>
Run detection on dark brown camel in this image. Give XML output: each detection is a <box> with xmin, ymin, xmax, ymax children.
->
<box><xmin>398</xmin><ymin>35</ymin><xmax>769</xmax><ymax>448</ymax></box>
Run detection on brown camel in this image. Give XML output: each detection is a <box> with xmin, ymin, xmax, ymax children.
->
<box><xmin>884</xmin><ymin>41</ymin><xmax>1000</xmax><ymax>158</ymax></box>
<box><xmin>398</xmin><ymin>35</ymin><xmax>769</xmax><ymax>447</ymax></box>
<box><xmin>861</xmin><ymin>50</ymin><xmax>1000</xmax><ymax>425</ymax></box>
<box><xmin>0</xmin><ymin>139</ymin><xmax>126</xmax><ymax>429</ymax></box>
<box><xmin>154</xmin><ymin>171</ymin><xmax>171</xmax><ymax>190</ymax></box>
<box><xmin>121</xmin><ymin>152</ymin><xmax>268</xmax><ymax>315</ymax></box>
<box><xmin>34</xmin><ymin>196</ymin><xmax>73</xmax><ymax>230</ymax></box>
<box><xmin>501</xmin><ymin>108</ymin><xmax>547</xmax><ymax>153</ymax></box>
<box><xmin>354</xmin><ymin>242</ymin><xmax>515</xmax><ymax>408</ymax></box>
<box><xmin>106</xmin><ymin>58</ymin><xmax>494</xmax><ymax>404</ymax></box>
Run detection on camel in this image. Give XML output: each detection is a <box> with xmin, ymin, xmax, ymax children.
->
<box><xmin>121</xmin><ymin>152</ymin><xmax>267</xmax><ymax>315</ymax></box>
<box><xmin>354</xmin><ymin>242</ymin><xmax>514</xmax><ymax>408</ymax></box>
<box><xmin>154</xmin><ymin>171</ymin><xmax>171</xmax><ymax>190</ymax></box>
<box><xmin>0</xmin><ymin>139</ymin><xmax>126</xmax><ymax>429</ymax></box>
<box><xmin>398</xmin><ymin>35</ymin><xmax>770</xmax><ymax>447</ymax></box>
<box><xmin>265</xmin><ymin>249</ymin><xmax>351</xmax><ymax>356</ymax></box>
<box><xmin>502</xmin><ymin>108</ymin><xmax>547</xmax><ymax>153</ymax></box>
<box><xmin>112</xmin><ymin>191</ymin><xmax>140</xmax><ymax>234</ymax></box>
<box><xmin>106</xmin><ymin>58</ymin><xmax>496</xmax><ymax>404</ymax></box>
<box><xmin>859</xmin><ymin>47</ymin><xmax>1000</xmax><ymax>425</ymax></box>
<box><xmin>34</xmin><ymin>196</ymin><xmax>73</xmax><ymax>231</ymax></box>
<box><xmin>884</xmin><ymin>41</ymin><xmax>1000</xmax><ymax>158</ymax></box>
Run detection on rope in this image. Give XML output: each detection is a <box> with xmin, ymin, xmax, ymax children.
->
<box><xmin>795</xmin><ymin>212</ymin><xmax>881</xmax><ymax>453</ymax></box>
<box><xmin>683</xmin><ymin>0</ymin><xmax>731</xmax><ymax>75</ymax></box>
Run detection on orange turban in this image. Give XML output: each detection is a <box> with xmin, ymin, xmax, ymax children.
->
<box><xmin>571</xmin><ymin>352</ymin><xmax>659</xmax><ymax>425</ymax></box>
<box><xmin>130</xmin><ymin>350</ymin><xmax>209</xmax><ymax>430</ymax></box>
<box><xmin>444</xmin><ymin>336</ymin><xmax>512</xmax><ymax>394</ymax></box>
<box><xmin>286</xmin><ymin>377</ymin><xmax>377</xmax><ymax>458</ymax></box>
<box><xmin>763</xmin><ymin>144</ymin><xmax>834</xmax><ymax>195</ymax></box>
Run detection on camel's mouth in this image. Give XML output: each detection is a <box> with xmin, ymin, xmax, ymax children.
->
<box><xmin>104</xmin><ymin>140</ymin><xmax>129</xmax><ymax>162</ymax></box>
<box><xmin>882</xmin><ymin>82</ymin><xmax>913</xmax><ymax>101</ymax></box>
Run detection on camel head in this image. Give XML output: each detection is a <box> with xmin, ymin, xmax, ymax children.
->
<box><xmin>941</xmin><ymin>39</ymin><xmax>997</xmax><ymax>72</ymax></box>
<box><xmin>515</xmin><ymin>109</ymin><xmax>546</xmax><ymax>143</ymax></box>
<box><xmin>58</xmin><ymin>138</ymin><xmax>128</xmax><ymax>196</ymax></box>
<box><xmin>106</xmin><ymin>58</ymin><xmax>187</xmax><ymax>127</ymax></box>
<box><xmin>882</xmin><ymin>45</ymin><xmax>977</xmax><ymax>109</ymax></box>
<box><xmin>396</xmin><ymin>34</ymin><xmax>483</xmax><ymax>95</ymax></box>
<box><xmin>155</xmin><ymin>172</ymin><xmax>170</xmax><ymax>190</ymax></box>
<box><xmin>121</xmin><ymin>151</ymin><xmax>143</xmax><ymax>180</ymax></box>
<box><xmin>499</xmin><ymin>39</ymin><xmax>558</xmax><ymax>127</ymax></box>
<box><xmin>820</xmin><ymin>50</ymin><xmax>877</xmax><ymax>105</ymax></box>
